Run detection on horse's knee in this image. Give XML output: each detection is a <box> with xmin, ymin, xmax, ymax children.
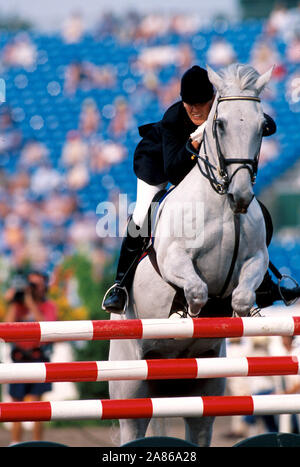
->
<box><xmin>184</xmin><ymin>281</ymin><xmax>208</xmax><ymax>316</ymax></box>
<box><xmin>232</xmin><ymin>288</ymin><xmax>256</xmax><ymax>316</ymax></box>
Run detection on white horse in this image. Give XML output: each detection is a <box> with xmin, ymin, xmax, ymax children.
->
<box><xmin>109</xmin><ymin>63</ymin><xmax>272</xmax><ymax>446</ymax></box>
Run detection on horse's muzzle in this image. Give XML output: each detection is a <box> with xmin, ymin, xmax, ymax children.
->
<box><xmin>227</xmin><ymin>192</ymin><xmax>254</xmax><ymax>214</ymax></box>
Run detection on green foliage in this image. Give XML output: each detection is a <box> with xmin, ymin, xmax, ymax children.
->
<box><xmin>61</xmin><ymin>253</ymin><xmax>115</xmax><ymax>320</ymax></box>
<box><xmin>0</xmin><ymin>12</ymin><xmax>32</xmax><ymax>31</ymax></box>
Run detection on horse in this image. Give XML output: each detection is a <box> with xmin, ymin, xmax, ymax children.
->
<box><xmin>109</xmin><ymin>63</ymin><xmax>272</xmax><ymax>446</ymax></box>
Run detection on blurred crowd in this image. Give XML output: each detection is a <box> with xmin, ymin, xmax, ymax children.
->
<box><xmin>0</xmin><ymin>5</ymin><xmax>300</xmax><ymax>442</ymax></box>
<box><xmin>0</xmin><ymin>4</ymin><xmax>299</xmax><ymax>284</ymax></box>
<box><xmin>227</xmin><ymin>333</ymin><xmax>300</xmax><ymax>437</ymax></box>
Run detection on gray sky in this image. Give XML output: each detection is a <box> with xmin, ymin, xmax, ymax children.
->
<box><xmin>0</xmin><ymin>0</ymin><xmax>241</xmax><ymax>31</ymax></box>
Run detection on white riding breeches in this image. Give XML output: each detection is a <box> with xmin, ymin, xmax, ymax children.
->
<box><xmin>132</xmin><ymin>178</ymin><xmax>168</xmax><ymax>228</ymax></box>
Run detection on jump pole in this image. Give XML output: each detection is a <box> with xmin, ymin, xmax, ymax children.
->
<box><xmin>1</xmin><ymin>395</ymin><xmax>300</xmax><ymax>422</ymax></box>
<box><xmin>0</xmin><ymin>356</ymin><xmax>299</xmax><ymax>383</ymax></box>
<box><xmin>1</xmin><ymin>316</ymin><xmax>300</xmax><ymax>342</ymax></box>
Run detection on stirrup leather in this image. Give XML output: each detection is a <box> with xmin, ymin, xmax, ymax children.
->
<box><xmin>101</xmin><ymin>283</ymin><xmax>129</xmax><ymax>312</ymax></box>
<box><xmin>278</xmin><ymin>274</ymin><xmax>299</xmax><ymax>306</ymax></box>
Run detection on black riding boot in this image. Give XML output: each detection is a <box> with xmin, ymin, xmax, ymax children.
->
<box><xmin>102</xmin><ymin>217</ymin><xmax>148</xmax><ymax>313</ymax></box>
<box><xmin>256</xmin><ymin>271</ymin><xmax>300</xmax><ymax>308</ymax></box>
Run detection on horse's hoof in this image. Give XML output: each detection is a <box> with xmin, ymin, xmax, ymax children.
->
<box><xmin>168</xmin><ymin>310</ymin><xmax>190</xmax><ymax>319</ymax></box>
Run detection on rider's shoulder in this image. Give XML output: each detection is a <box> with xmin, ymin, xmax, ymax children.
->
<box><xmin>138</xmin><ymin>121</ymin><xmax>162</xmax><ymax>139</ymax></box>
<box><xmin>161</xmin><ymin>101</ymin><xmax>184</xmax><ymax>128</ymax></box>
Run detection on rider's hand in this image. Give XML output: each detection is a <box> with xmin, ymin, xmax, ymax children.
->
<box><xmin>190</xmin><ymin>121</ymin><xmax>207</xmax><ymax>144</ymax></box>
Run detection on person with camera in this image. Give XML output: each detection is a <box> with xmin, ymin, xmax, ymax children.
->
<box><xmin>4</xmin><ymin>270</ymin><xmax>57</xmax><ymax>446</ymax></box>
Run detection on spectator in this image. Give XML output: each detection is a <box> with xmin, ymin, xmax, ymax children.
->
<box><xmin>0</xmin><ymin>106</ymin><xmax>22</xmax><ymax>154</ymax></box>
<box><xmin>79</xmin><ymin>98</ymin><xmax>100</xmax><ymax>137</ymax></box>
<box><xmin>94</xmin><ymin>11</ymin><xmax>120</xmax><ymax>39</ymax></box>
<box><xmin>265</xmin><ymin>3</ymin><xmax>290</xmax><ymax>37</ymax></box>
<box><xmin>64</xmin><ymin>62</ymin><xmax>84</xmax><ymax>95</ymax></box>
<box><xmin>30</xmin><ymin>163</ymin><xmax>62</xmax><ymax>196</ymax></box>
<box><xmin>61</xmin><ymin>11</ymin><xmax>84</xmax><ymax>44</ymax></box>
<box><xmin>64</xmin><ymin>62</ymin><xmax>116</xmax><ymax>96</ymax></box>
<box><xmin>281</xmin><ymin>2</ymin><xmax>300</xmax><ymax>43</ymax></box>
<box><xmin>90</xmin><ymin>140</ymin><xmax>126</xmax><ymax>172</ymax></box>
<box><xmin>250</xmin><ymin>39</ymin><xmax>286</xmax><ymax>81</ymax></box>
<box><xmin>42</xmin><ymin>193</ymin><xmax>77</xmax><ymax>227</ymax></box>
<box><xmin>285</xmin><ymin>70</ymin><xmax>300</xmax><ymax>111</ymax></box>
<box><xmin>3</xmin><ymin>215</ymin><xmax>25</xmax><ymax>251</ymax></box>
<box><xmin>108</xmin><ymin>97</ymin><xmax>132</xmax><ymax>137</ymax></box>
<box><xmin>61</xmin><ymin>130</ymin><xmax>89</xmax><ymax>167</ymax></box>
<box><xmin>66</xmin><ymin>163</ymin><xmax>89</xmax><ymax>190</ymax></box>
<box><xmin>170</xmin><ymin>14</ymin><xmax>200</xmax><ymax>35</ymax></box>
<box><xmin>286</xmin><ymin>31</ymin><xmax>300</xmax><ymax>63</ymax></box>
<box><xmin>136</xmin><ymin>44</ymin><xmax>193</xmax><ymax>73</ymax></box>
<box><xmin>4</xmin><ymin>270</ymin><xmax>57</xmax><ymax>446</ymax></box>
<box><xmin>135</xmin><ymin>14</ymin><xmax>169</xmax><ymax>41</ymax></box>
<box><xmin>259</xmin><ymin>138</ymin><xmax>280</xmax><ymax>166</ymax></box>
<box><xmin>206</xmin><ymin>37</ymin><xmax>236</xmax><ymax>68</ymax></box>
<box><xmin>19</xmin><ymin>139</ymin><xmax>49</xmax><ymax>168</ymax></box>
<box><xmin>2</xmin><ymin>33</ymin><xmax>37</xmax><ymax>68</ymax></box>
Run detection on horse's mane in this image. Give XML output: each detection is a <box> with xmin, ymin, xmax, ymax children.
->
<box><xmin>218</xmin><ymin>63</ymin><xmax>260</xmax><ymax>92</ymax></box>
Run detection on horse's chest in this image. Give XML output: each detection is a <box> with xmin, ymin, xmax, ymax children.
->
<box><xmin>193</xmin><ymin>217</ymin><xmax>249</xmax><ymax>289</ymax></box>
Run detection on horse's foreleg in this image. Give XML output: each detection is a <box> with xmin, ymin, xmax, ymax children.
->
<box><xmin>118</xmin><ymin>418</ymin><xmax>151</xmax><ymax>446</ymax></box>
<box><xmin>232</xmin><ymin>250</ymin><xmax>268</xmax><ymax>316</ymax></box>
<box><xmin>158</xmin><ymin>242</ymin><xmax>208</xmax><ymax>316</ymax></box>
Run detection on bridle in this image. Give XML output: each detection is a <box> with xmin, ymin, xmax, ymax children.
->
<box><xmin>186</xmin><ymin>95</ymin><xmax>262</xmax><ymax>195</ymax></box>
<box><xmin>185</xmin><ymin>95</ymin><xmax>263</xmax><ymax>299</ymax></box>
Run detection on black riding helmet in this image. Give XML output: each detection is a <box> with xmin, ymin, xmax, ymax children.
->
<box><xmin>180</xmin><ymin>65</ymin><xmax>214</xmax><ymax>104</ymax></box>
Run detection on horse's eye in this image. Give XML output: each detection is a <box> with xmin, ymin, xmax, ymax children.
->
<box><xmin>216</xmin><ymin>119</ymin><xmax>225</xmax><ymax>131</ymax></box>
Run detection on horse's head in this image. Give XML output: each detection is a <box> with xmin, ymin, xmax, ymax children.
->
<box><xmin>206</xmin><ymin>63</ymin><xmax>273</xmax><ymax>214</ymax></box>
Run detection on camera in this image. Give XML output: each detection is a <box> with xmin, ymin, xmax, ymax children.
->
<box><xmin>10</xmin><ymin>273</ymin><xmax>28</xmax><ymax>304</ymax></box>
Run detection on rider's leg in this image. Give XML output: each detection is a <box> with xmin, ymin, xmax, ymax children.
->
<box><xmin>102</xmin><ymin>179</ymin><xmax>168</xmax><ymax>313</ymax></box>
<box><xmin>256</xmin><ymin>271</ymin><xmax>300</xmax><ymax>308</ymax></box>
<box><xmin>257</xmin><ymin>200</ymin><xmax>300</xmax><ymax>308</ymax></box>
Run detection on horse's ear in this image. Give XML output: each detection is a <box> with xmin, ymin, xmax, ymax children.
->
<box><xmin>206</xmin><ymin>65</ymin><xmax>223</xmax><ymax>92</ymax></box>
<box><xmin>255</xmin><ymin>66</ymin><xmax>274</xmax><ymax>94</ymax></box>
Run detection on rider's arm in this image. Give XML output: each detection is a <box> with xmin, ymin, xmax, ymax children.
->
<box><xmin>161</xmin><ymin>127</ymin><xmax>197</xmax><ymax>185</ymax></box>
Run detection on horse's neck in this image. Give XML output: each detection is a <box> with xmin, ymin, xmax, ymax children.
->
<box><xmin>183</xmin><ymin>163</ymin><xmax>226</xmax><ymax>213</ymax></box>
<box><xmin>183</xmin><ymin>120</ymin><xmax>226</xmax><ymax>213</ymax></box>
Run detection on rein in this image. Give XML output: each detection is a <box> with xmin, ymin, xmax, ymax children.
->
<box><xmin>186</xmin><ymin>95</ymin><xmax>262</xmax><ymax>195</ymax></box>
<box><xmin>185</xmin><ymin>95</ymin><xmax>262</xmax><ymax>299</ymax></box>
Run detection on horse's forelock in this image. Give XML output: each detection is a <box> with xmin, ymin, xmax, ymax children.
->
<box><xmin>219</xmin><ymin>63</ymin><xmax>260</xmax><ymax>92</ymax></box>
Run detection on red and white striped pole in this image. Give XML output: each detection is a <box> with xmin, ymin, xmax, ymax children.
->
<box><xmin>0</xmin><ymin>356</ymin><xmax>299</xmax><ymax>383</ymax></box>
<box><xmin>1</xmin><ymin>395</ymin><xmax>300</xmax><ymax>422</ymax></box>
<box><xmin>1</xmin><ymin>316</ymin><xmax>300</xmax><ymax>342</ymax></box>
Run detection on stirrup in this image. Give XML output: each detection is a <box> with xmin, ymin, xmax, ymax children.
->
<box><xmin>101</xmin><ymin>283</ymin><xmax>129</xmax><ymax>312</ymax></box>
<box><xmin>278</xmin><ymin>274</ymin><xmax>299</xmax><ymax>306</ymax></box>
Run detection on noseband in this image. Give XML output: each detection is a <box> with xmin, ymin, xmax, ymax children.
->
<box><xmin>186</xmin><ymin>95</ymin><xmax>262</xmax><ymax>195</ymax></box>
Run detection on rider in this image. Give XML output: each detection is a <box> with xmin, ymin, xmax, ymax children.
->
<box><xmin>102</xmin><ymin>65</ymin><xmax>298</xmax><ymax>314</ymax></box>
